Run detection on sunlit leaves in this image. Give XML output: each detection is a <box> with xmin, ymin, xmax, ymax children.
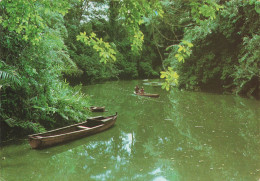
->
<box><xmin>131</xmin><ymin>29</ymin><xmax>144</xmax><ymax>53</ymax></box>
<box><xmin>77</xmin><ymin>32</ymin><xmax>116</xmax><ymax>64</ymax></box>
<box><xmin>0</xmin><ymin>0</ymin><xmax>72</xmax><ymax>45</ymax></box>
<box><xmin>174</xmin><ymin>40</ymin><xmax>194</xmax><ymax>63</ymax></box>
<box><xmin>160</xmin><ymin>67</ymin><xmax>179</xmax><ymax>91</ymax></box>
<box><xmin>119</xmin><ymin>0</ymin><xmax>164</xmax><ymax>54</ymax></box>
<box><xmin>166</xmin><ymin>40</ymin><xmax>193</xmax><ymax>64</ymax></box>
<box><xmin>190</xmin><ymin>0</ymin><xmax>223</xmax><ymax>24</ymax></box>
<box><xmin>160</xmin><ymin>0</ymin><xmax>223</xmax><ymax>91</ymax></box>
<box><xmin>249</xmin><ymin>0</ymin><xmax>260</xmax><ymax>14</ymax></box>
<box><xmin>164</xmin><ymin>0</ymin><xmax>259</xmax><ymax>97</ymax></box>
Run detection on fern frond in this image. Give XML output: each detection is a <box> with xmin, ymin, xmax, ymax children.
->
<box><xmin>0</xmin><ymin>70</ymin><xmax>21</xmax><ymax>86</ymax></box>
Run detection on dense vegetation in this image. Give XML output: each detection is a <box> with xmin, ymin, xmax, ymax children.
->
<box><xmin>163</xmin><ymin>0</ymin><xmax>260</xmax><ymax>98</ymax></box>
<box><xmin>0</xmin><ymin>0</ymin><xmax>259</xmax><ymax>140</ymax></box>
<box><xmin>0</xmin><ymin>0</ymin><xmax>90</xmax><ymax>139</ymax></box>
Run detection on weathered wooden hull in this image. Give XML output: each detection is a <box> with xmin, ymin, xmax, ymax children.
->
<box><xmin>134</xmin><ymin>92</ymin><xmax>159</xmax><ymax>98</ymax></box>
<box><xmin>28</xmin><ymin>113</ymin><xmax>117</xmax><ymax>149</ymax></box>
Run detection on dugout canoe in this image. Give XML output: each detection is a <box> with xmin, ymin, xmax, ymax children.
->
<box><xmin>134</xmin><ymin>92</ymin><xmax>160</xmax><ymax>98</ymax></box>
<box><xmin>28</xmin><ymin>113</ymin><xmax>117</xmax><ymax>149</ymax></box>
<box><xmin>90</xmin><ymin>106</ymin><xmax>106</xmax><ymax>112</ymax></box>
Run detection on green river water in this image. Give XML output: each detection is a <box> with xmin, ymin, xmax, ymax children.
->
<box><xmin>0</xmin><ymin>80</ymin><xmax>259</xmax><ymax>181</ymax></box>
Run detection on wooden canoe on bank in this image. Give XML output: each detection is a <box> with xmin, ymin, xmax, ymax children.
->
<box><xmin>134</xmin><ymin>92</ymin><xmax>160</xmax><ymax>98</ymax></box>
<box><xmin>90</xmin><ymin>106</ymin><xmax>106</xmax><ymax>112</ymax></box>
<box><xmin>28</xmin><ymin>113</ymin><xmax>117</xmax><ymax>149</ymax></box>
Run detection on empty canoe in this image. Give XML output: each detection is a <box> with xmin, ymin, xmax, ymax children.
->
<box><xmin>28</xmin><ymin>113</ymin><xmax>117</xmax><ymax>149</ymax></box>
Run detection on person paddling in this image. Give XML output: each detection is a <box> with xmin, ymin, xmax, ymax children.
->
<box><xmin>140</xmin><ymin>87</ymin><xmax>144</xmax><ymax>94</ymax></box>
<box><xmin>134</xmin><ymin>85</ymin><xmax>140</xmax><ymax>93</ymax></box>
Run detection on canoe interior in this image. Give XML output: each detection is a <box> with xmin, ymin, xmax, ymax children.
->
<box><xmin>29</xmin><ymin>115</ymin><xmax>113</xmax><ymax>138</ymax></box>
<box><xmin>28</xmin><ymin>114</ymin><xmax>117</xmax><ymax>149</ymax></box>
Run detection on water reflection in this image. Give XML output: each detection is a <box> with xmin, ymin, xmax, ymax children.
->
<box><xmin>163</xmin><ymin>89</ymin><xmax>260</xmax><ymax>181</ymax></box>
<box><xmin>121</xmin><ymin>132</ymin><xmax>135</xmax><ymax>156</ymax></box>
<box><xmin>1</xmin><ymin>80</ymin><xmax>259</xmax><ymax>181</ymax></box>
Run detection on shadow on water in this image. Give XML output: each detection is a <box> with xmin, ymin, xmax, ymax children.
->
<box><xmin>1</xmin><ymin>80</ymin><xmax>259</xmax><ymax>181</ymax></box>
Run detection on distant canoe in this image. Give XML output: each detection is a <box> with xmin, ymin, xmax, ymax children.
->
<box><xmin>28</xmin><ymin>113</ymin><xmax>117</xmax><ymax>149</ymax></box>
<box><xmin>134</xmin><ymin>92</ymin><xmax>160</xmax><ymax>98</ymax></box>
<box><xmin>90</xmin><ymin>106</ymin><xmax>105</xmax><ymax>112</ymax></box>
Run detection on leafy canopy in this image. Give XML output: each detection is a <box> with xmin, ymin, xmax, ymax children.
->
<box><xmin>77</xmin><ymin>32</ymin><xmax>116</xmax><ymax>64</ymax></box>
<box><xmin>160</xmin><ymin>0</ymin><xmax>223</xmax><ymax>91</ymax></box>
<box><xmin>0</xmin><ymin>0</ymin><xmax>71</xmax><ymax>44</ymax></box>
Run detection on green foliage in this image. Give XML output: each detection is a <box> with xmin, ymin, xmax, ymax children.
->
<box><xmin>165</xmin><ymin>0</ymin><xmax>260</xmax><ymax>97</ymax></box>
<box><xmin>0</xmin><ymin>0</ymin><xmax>91</xmax><ymax>140</ymax></box>
<box><xmin>158</xmin><ymin>0</ymin><xmax>223</xmax><ymax>91</ymax></box>
<box><xmin>139</xmin><ymin>62</ymin><xmax>159</xmax><ymax>78</ymax></box>
<box><xmin>160</xmin><ymin>67</ymin><xmax>179</xmax><ymax>91</ymax></box>
<box><xmin>249</xmin><ymin>0</ymin><xmax>260</xmax><ymax>14</ymax></box>
<box><xmin>233</xmin><ymin>35</ymin><xmax>260</xmax><ymax>95</ymax></box>
<box><xmin>169</xmin><ymin>40</ymin><xmax>194</xmax><ymax>63</ymax></box>
<box><xmin>119</xmin><ymin>0</ymin><xmax>164</xmax><ymax>54</ymax></box>
<box><xmin>77</xmin><ymin>32</ymin><xmax>116</xmax><ymax>64</ymax></box>
<box><xmin>190</xmin><ymin>0</ymin><xmax>223</xmax><ymax>23</ymax></box>
<box><xmin>130</xmin><ymin>29</ymin><xmax>144</xmax><ymax>54</ymax></box>
<box><xmin>0</xmin><ymin>61</ymin><xmax>21</xmax><ymax>88</ymax></box>
<box><xmin>73</xmin><ymin>53</ymin><xmax>120</xmax><ymax>82</ymax></box>
<box><xmin>1</xmin><ymin>0</ymin><xmax>259</xmax><ymax>140</ymax></box>
<box><xmin>0</xmin><ymin>0</ymin><xmax>71</xmax><ymax>44</ymax></box>
<box><xmin>63</xmin><ymin>0</ymin><xmax>162</xmax><ymax>81</ymax></box>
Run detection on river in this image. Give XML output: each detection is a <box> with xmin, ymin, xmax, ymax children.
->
<box><xmin>1</xmin><ymin>80</ymin><xmax>259</xmax><ymax>181</ymax></box>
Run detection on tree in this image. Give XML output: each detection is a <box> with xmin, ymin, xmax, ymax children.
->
<box><xmin>0</xmin><ymin>0</ymin><xmax>90</xmax><ymax>139</ymax></box>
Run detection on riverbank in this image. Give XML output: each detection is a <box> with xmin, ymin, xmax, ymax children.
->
<box><xmin>1</xmin><ymin>79</ymin><xmax>259</xmax><ymax>180</ymax></box>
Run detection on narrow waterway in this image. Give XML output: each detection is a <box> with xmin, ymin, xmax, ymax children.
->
<box><xmin>1</xmin><ymin>80</ymin><xmax>259</xmax><ymax>181</ymax></box>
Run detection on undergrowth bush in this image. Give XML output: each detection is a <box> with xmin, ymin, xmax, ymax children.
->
<box><xmin>0</xmin><ymin>2</ymin><xmax>91</xmax><ymax>140</ymax></box>
<box><xmin>167</xmin><ymin>1</ymin><xmax>260</xmax><ymax>97</ymax></box>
